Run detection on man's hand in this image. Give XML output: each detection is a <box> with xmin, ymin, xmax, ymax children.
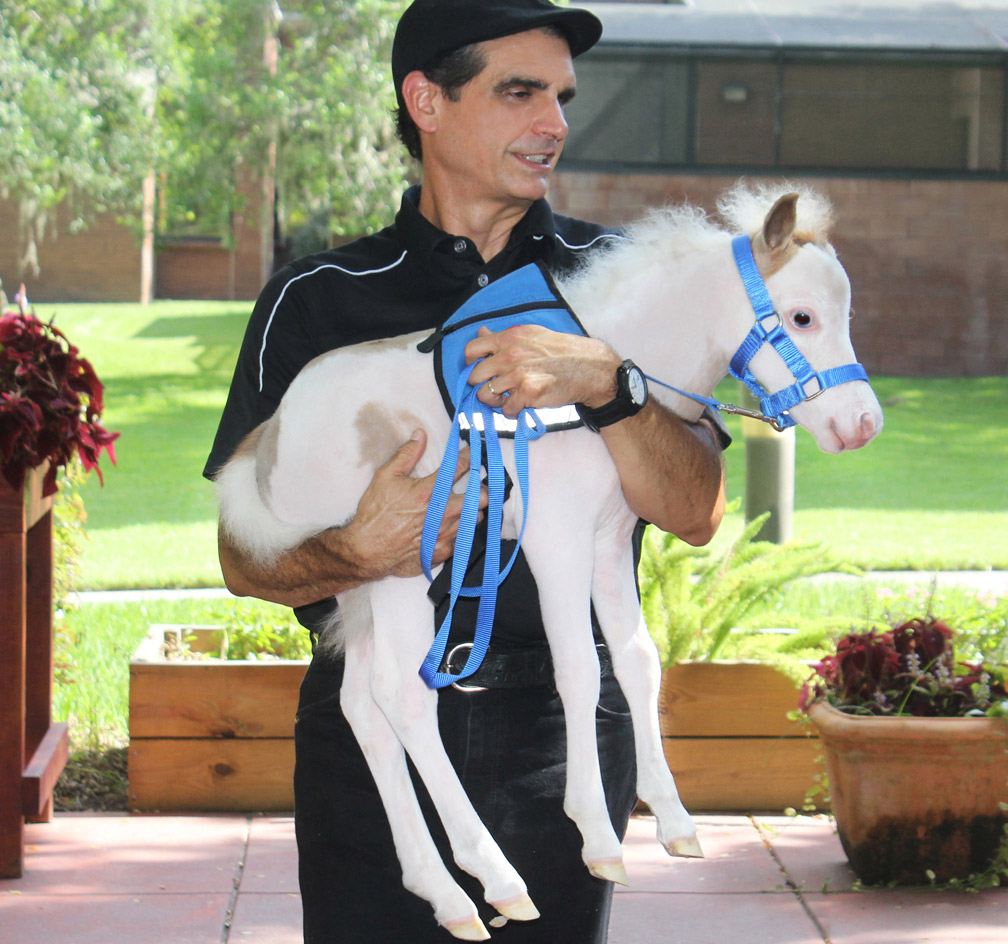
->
<box><xmin>464</xmin><ymin>325</ymin><xmax>622</xmax><ymax>417</ymax></box>
<box><xmin>342</xmin><ymin>428</ymin><xmax>485</xmax><ymax>580</ymax></box>
<box><xmin>463</xmin><ymin>325</ymin><xmax>725</xmax><ymax>546</ymax></box>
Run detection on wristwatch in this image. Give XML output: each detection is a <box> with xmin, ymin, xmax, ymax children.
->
<box><xmin>576</xmin><ymin>360</ymin><xmax>649</xmax><ymax>432</ymax></box>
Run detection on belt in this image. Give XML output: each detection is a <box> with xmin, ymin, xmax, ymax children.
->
<box><xmin>442</xmin><ymin>641</ymin><xmax>613</xmax><ymax>691</ymax></box>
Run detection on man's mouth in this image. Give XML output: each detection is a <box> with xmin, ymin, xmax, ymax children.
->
<box><xmin>518</xmin><ymin>152</ymin><xmax>553</xmax><ymax>167</ymax></box>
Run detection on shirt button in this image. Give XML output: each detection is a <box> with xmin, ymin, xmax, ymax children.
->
<box><xmin>477</xmin><ymin>273</ymin><xmax>489</xmax><ymax>288</ymax></box>
<box><xmin>453</xmin><ymin>238</ymin><xmax>467</xmax><ymax>254</ymax></box>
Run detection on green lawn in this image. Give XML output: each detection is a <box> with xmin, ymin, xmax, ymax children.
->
<box><xmin>42</xmin><ymin>300</ymin><xmax>248</xmax><ymax>588</ymax></box>
<box><xmin>34</xmin><ymin>300</ymin><xmax>1008</xmax><ymax>589</ymax></box>
<box><xmin>719</xmin><ymin>375</ymin><xmax>1008</xmax><ymax>571</ymax></box>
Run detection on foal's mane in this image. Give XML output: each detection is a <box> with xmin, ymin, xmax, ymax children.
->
<box><xmin>717</xmin><ymin>181</ymin><xmax>834</xmax><ymax>248</ymax></box>
<box><xmin>560</xmin><ymin>182</ymin><xmax>835</xmax><ymax>303</ymax></box>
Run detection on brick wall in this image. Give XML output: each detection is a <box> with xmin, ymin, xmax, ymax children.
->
<box><xmin>155</xmin><ymin>241</ymin><xmax>233</xmax><ymax>300</ymax></box>
<box><xmin>4</xmin><ymin>173</ymin><xmax>1006</xmax><ymax>376</ymax></box>
<box><xmin>0</xmin><ymin>201</ymin><xmax>143</xmax><ymax>303</ymax></box>
<box><xmin>550</xmin><ymin>171</ymin><xmax>1008</xmax><ymax>377</ymax></box>
<box><xmin>1</xmin><ymin>167</ymin><xmax>272</xmax><ymax>304</ymax></box>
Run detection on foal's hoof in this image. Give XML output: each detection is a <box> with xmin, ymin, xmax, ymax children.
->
<box><xmin>442</xmin><ymin>915</ymin><xmax>491</xmax><ymax>941</ymax></box>
<box><xmin>666</xmin><ymin>835</ymin><xmax>705</xmax><ymax>859</ymax></box>
<box><xmin>588</xmin><ymin>858</ymin><xmax>629</xmax><ymax>886</ymax></box>
<box><xmin>489</xmin><ymin>892</ymin><xmax>540</xmax><ymax>923</ymax></box>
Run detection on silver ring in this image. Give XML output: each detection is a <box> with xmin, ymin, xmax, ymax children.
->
<box><xmin>446</xmin><ymin>642</ymin><xmax>487</xmax><ymax>693</ymax></box>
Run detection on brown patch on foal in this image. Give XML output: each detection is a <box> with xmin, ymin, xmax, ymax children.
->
<box><xmin>354</xmin><ymin>402</ymin><xmax>422</xmax><ymax>467</ymax></box>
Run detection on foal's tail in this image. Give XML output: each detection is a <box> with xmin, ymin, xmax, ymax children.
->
<box><xmin>214</xmin><ymin>423</ymin><xmax>319</xmax><ymax>567</ymax></box>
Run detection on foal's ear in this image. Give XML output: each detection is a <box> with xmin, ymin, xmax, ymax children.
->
<box><xmin>761</xmin><ymin>192</ymin><xmax>799</xmax><ymax>253</ymax></box>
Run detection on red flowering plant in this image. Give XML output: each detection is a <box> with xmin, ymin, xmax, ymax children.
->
<box><xmin>799</xmin><ymin>617</ymin><xmax>1008</xmax><ymax>718</ymax></box>
<box><xmin>0</xmin><ymin>285</ymin><xmax>118</xmax><ymax>496</ymax></box>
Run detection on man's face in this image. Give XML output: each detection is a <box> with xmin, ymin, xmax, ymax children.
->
<box><xmin>426</xmin><ymin>28</ymin><xmax>577</xmax><ymax>209</ymax></box>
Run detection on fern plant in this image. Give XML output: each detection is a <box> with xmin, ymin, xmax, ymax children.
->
<box><xmin>639</xmin><ymin>506</ymin><xmax>856</xmax><ymax>667</ymax></box>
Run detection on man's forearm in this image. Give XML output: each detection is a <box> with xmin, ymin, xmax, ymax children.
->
<box><xmin>216</xmin><ymin>429</ymin><xmax>484</xmax><ymax>608</ymax></box>
<box><xmin>600</xmin><ymin>399</ymin><xmax>726</xmax><ymax>545</ymax></box>
<box><xmin>462</xmin><ymin>325</ymin><xmax>726</xmax><ymax>544</ymax></box>
<box><xmin>218</xmin><ymin>524</ymin><xmax>373</xmax><ymax>608</ymax></box>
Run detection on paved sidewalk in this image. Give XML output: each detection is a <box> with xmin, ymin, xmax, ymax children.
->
<box><xmin>71</xmin><ymin>571</ymin><xmax>1008</xmax><ymax>605</ymax></box>
<box><xmin>3</xmin><ymin>813</ymin><xmax>1006</xmax><ymax>943</ymax></box>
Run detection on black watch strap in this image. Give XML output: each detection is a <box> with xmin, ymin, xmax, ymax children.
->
<box><xmin>576</xmin><ymin>360</ymin><xmax>648</xmax><ymax>432</ymax></box>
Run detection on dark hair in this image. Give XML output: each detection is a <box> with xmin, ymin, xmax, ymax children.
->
<box><xmin>393</xmin><ymin>42</ymin><xmax>488</xmax><ymax>161</ymax></box>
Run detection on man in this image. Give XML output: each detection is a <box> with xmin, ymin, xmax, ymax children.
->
<box><xmin>205</xmin><ymin>1</ymin><xmax>727</xmax><ymax>940</ymax></box>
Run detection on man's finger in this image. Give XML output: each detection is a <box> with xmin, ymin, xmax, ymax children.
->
<box><xmin>464</xmin><ymin>327</ymin><xmax>499</xmax><ymax>364</ymax></box>
<box><xmin>453</xmin><ymin>444</ymin><xmax>472</xmax><ymax>483</ymax></box>
<box><xmin>383</xmin><ymin>428</ymin><xmax>426</xmax><ymax>477</ymax></box>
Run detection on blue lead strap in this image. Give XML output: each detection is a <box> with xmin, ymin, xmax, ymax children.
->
<box><xmin>419</xmin><ymin>364</ymin><xmax>545</xmax><ymax>689</ymax></box>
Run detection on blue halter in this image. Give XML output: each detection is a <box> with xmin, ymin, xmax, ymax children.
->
<box><xmin>648</xmin><ymin>235</ymin><xmax>869</xmax><ymax>430</ymax></box>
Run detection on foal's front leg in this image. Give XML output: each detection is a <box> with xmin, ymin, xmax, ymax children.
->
<box><xmin>589</xmin><ymin>516</ymin><xmax>703</xmax><ymax>859</ymax></box>
<box><xmin>520</xmin><ymin>525</ymin><xmax>629</xmax><ymax>884</ymax></box>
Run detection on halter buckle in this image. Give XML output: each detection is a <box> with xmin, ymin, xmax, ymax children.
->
<box><xmin>757</xmin><ymin>310</ymin><xmax>784</xmax><ymax>334</ymax></box>
<box><xmin>801</xmin><ymin>375</ymin><xmax>825</xmax><ymax>401</ymax></box>
<box><xmin>446</xmin><ymin>642</ymin><xmax>488</xmax><ymax>693</ymax></box>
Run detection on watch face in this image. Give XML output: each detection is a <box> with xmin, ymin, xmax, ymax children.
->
<box><xmin>627</xmin><ymin>367</ymin><xmax>647</xmax><ymax>406</ymax></box>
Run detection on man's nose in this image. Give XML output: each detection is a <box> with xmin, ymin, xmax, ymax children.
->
<box><xmin>533</xmin><ymin>99</ymin><xmax>568</xmax><ymax>141</ymax></box>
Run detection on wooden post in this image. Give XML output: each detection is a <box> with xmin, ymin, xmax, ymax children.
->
<box><xmin>0</xmin><ymin>468</ymin><xmax>68</xmax><ymax>878</ymax></box>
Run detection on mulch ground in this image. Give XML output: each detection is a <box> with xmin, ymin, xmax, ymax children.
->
<box><xmin>54</xmin><ymin>747</ymin><xmax>128</xmax><ymax>812</ymax></box>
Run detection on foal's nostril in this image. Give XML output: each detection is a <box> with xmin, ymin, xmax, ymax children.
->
<box><xmin>859</xmin><ymin>412</ymin><xmax>877</xmax><ymax>439</ymax></box>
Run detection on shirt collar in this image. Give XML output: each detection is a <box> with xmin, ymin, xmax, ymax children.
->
<box><xmin>394</xmin><ymin>185</ymin><xmax>558</xmax><ymax>267</ymax></box>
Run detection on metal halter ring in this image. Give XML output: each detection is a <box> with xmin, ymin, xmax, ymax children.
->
<box><xmin>445</xmin><ymin>642</ymin><xmax>488</xmax><ymax>693</ymax></box>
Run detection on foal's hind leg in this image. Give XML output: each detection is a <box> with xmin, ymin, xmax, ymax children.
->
<box><xmin>338</xmin><ymin>601</ymin><xmax>490</xmax><ymax>940</ymax></box>
<box><xmin>366</xmin><ymin>578</ymin><xmax>539</xmax><ymax>929</ymax></box>
<box><xmin>589</xmin><ymin>518</ymin><xmax>703</xmax><ymax>859</ymax></box>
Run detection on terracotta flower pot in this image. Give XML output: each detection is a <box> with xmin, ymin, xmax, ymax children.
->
<box><xmin>808</xmin><ymin>701</ymin><xmax>1008</xmax><ymax>884</ymax></box>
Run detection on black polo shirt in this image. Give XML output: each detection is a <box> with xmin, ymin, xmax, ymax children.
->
<box><xmin>205</xmin><ymin>185</ymin><xmax>726</xmax><ymax>643</ymax></box>
<box><xmin>205</xmin><ymin>185</ymin><xmax>622</xmax><ymax>477</ymax></box>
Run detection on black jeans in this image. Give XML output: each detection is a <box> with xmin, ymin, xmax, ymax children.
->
<box><xmin>294</xmin><ymin>652</ymin><xmax>637</xmax><ymax>943</ymax></box>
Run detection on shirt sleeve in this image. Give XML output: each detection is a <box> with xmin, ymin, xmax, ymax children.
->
<box><xmin>203</xmin><ymin>266</ymin><xmax>332</xmax><ymax>480</ymax></box>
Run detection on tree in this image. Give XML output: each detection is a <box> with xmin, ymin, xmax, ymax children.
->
<box><xmin>273</xmin><ymin>0</ymin><xmax>412</xmax><ymax>242</ymax></box>
<box><xmin>2</xmin><ymin>0</ymin><xmax>411</xmax><ymax>284</ymax></box>
<box><xmin>157</xmin><ymin>0</ymin><xmax>411</xmax><ymax>258</ymax></box>
<box><xmin>0</xmin><ymin>0</ymin><xmax>163</xmax><ymax>276</ymax></box>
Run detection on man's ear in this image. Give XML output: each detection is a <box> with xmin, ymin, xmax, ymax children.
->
<box><xmin>401</xmin><ymin>70</ymin><xmax>439</xmax><ymax>135</ymax></box>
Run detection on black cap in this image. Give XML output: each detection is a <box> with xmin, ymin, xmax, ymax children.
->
<box><xmin>392</xmin><ymin>0</ymin><xmax>603</xmax><ymax>108</ymax></box>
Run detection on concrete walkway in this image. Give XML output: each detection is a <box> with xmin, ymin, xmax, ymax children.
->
<box><xmin>3</xmin><ymin>813</ymin><xmax>1006</xmax><ymax>943</ymax></box>
<box><xmin>72</xmin><ymin>570</ymin><xmax>1008</xmax><ymax>605</ymax></box>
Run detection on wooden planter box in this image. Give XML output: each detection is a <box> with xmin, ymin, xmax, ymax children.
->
<box><xmin>659</xmin><ymin>661</ymin><xmax>822</xmax><ymax>812</ymax></box>
<box><xmin>128</xmin><ymin>625</ymin><xmax>309</xmax><ymax>812</ymax></box>
<box><xmin>129</xmin><ymin>630</ymin><xmax>817</xmax><ymax>814</ymax></box>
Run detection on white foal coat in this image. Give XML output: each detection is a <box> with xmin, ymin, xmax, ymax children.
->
<box><xmin>215</xmin><ymin>187</ymin><xmax>883</xmax><ymax>940</ymax></box>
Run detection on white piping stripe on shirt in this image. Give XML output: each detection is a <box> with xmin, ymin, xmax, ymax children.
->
<box><xmin>257</xmin><ymin>250</ymin><xmax>409</xmax><ymax>392</ymax></box>
<box><xmin>553</xmin><ymin>232</ymin><xmax>625</xmax><ymax>251</ymax></box>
